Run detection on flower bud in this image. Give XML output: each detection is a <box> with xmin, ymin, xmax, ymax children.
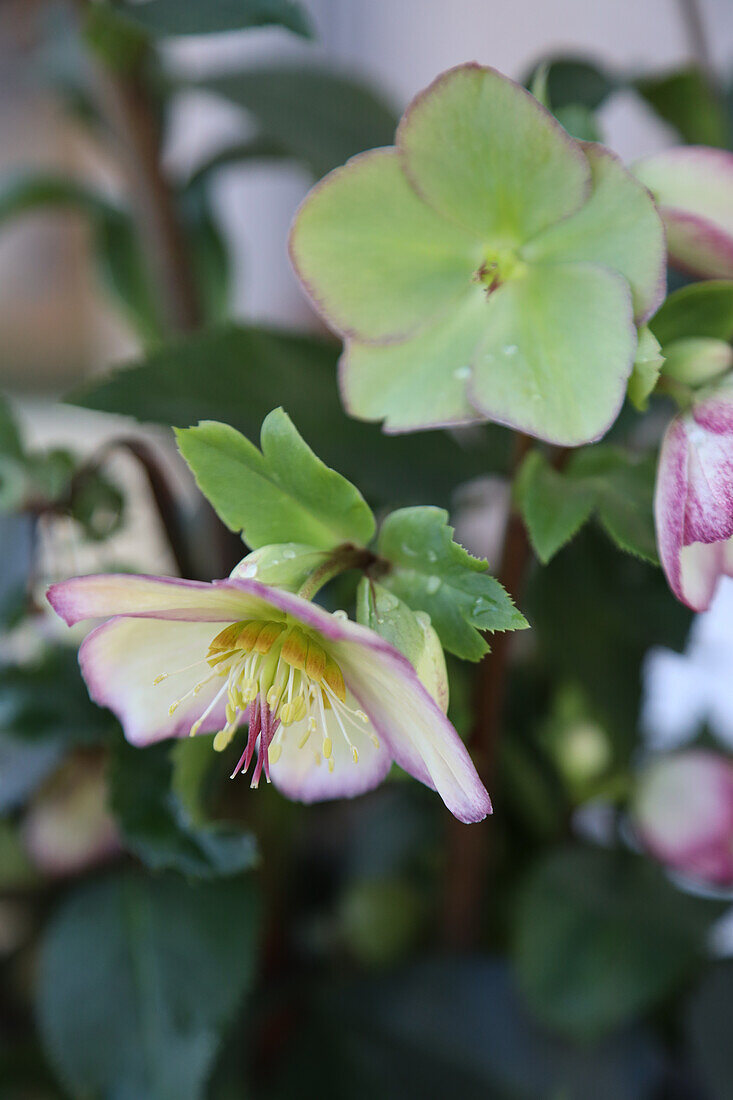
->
<box><xmin>230</xmin><ymin>543</ymin><xmax>327</xmax><ymax>592</ymax></box>
<box><xmin>662</xmin><ymin>337</ymin><xmax>733</xmax><ymax>387</ymax></box>
<box><xmin>633</xmin><ymin>751</ymin><xmax>733</xmax><ymax>887</ymax></box>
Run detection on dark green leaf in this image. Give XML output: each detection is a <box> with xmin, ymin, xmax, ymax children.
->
<box><xmin>0</xmin><ymin>394</ymin><xmax>24</xmax><ymax>460</ymax></box>
<box><xmin>650</xmin><ymin>280</ymin><xmax>733</xmax><ymax>345</ymax></box>
<box><xmin>67</xmin><ymin>324</ymin><xmax>511</xmax><ymax>507</ymax></box>
<box><xmin>516</xmin><ymin>446</ymin><xmax>658</xmax><ymax>565</ymax></box>
<box><xmin>377</xmin><ymin>506</ymin><xmax>527</xmax><ymax>661</ymax></box>
<box><xmin>120</xmin><ymin>0</ymin><xmax>312</xmax><ymax>38</ymax></box>
<box><xmin>176</xmin><ymin>409</ymin><xmax>376</xmax><ymax>550</ymax></box>
<box><xmin>514</xmin><ymin>846</ymin><xmax>721</xmax><ymax>1039</ymax></box>
<box><xmin>635</xmin><ymin>67</ymin><xmax>730</xmax><ymax>148</ymax></box>
<box><xmin>197</xmin><ymin>65</ymin><xmax>398</xmax><ymax>177</ymax></box>
<box><xmin>555</xmin><ymin>104</ymin><xmax>602</xmax><ymax>142</ymax></box>
<box><xmin>687</xmin><ymin>962</ymin><xmax>733</xmax><ymax>1100</ymax></box>
<box><xmin>287</xmin><ymin>958</ymin><xmax>665</xmax><ymax>1100</ymax></box>
<box><xmin>526</xmin><ymin>56</ymin><xmax>617</xmax><ymax>110</ymax></box>
<box><xmin>356</xmin><ymin>578</ymin><xmax>425</xmax><ymax>666</ymax></box>
<box><xmin>109</xmin><ymin>738</ymin><xmax>257</xmax><ymax>878</ymax></box>
<box><xmin>37</xmin><ymin>872</ymin><xmax>259</xmax><ymax>1099</ymax></box>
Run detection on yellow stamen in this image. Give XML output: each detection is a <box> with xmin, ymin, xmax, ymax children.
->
<box><xmin>269</xmin><ymin>743</ymin><xmax>282</xmax><ymax>764</ymax></box>
<box><xmin>213</xmin><ymin>727</ymin><xmax>236</xmax><ymax>752</ymax></box>
<box><xmin>281</xmin><ymin>627</ymin><xmax>308</xmax><ymax>670</ymax></box>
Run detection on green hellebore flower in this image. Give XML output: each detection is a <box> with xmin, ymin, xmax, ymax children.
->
<box><xmin>290</xmin><ymin>63</ymin><xmax>665</xmax><ymax>446</ymax></box>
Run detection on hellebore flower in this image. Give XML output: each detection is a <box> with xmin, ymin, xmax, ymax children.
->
<box><xmin>635</xmin><ymin>146</ymin><xmax>733</xmax><ymax>279</ymax></box>
<box><xmin>633</xmin><ymin>750</ymin><xmax>733</xmax><ymax>888</ymax></box>
<box><xmin>655</xmin><ymin>378</ymin><xmax>733</xmax><ymax>611</ymax></box>
<box><xmin>47</xmin><ymin>574</ymin><xmax>491</xmax><ymax>823</ymax></box>
<box><xmin>290</xmin><ymin>63</ymin><xmax>665</xmax><ymax>446</ymax></box>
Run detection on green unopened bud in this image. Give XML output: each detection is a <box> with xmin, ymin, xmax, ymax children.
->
<box><xmin>627</xmin><ymin>326</ymin><xmax>664</xmax><ymax>411</ymax></box>
<box><xmin>230</xmin><ymin>543</ymin><xmax>328</xmax><ymax>593</ymax></box>
<box><xmin>662</xmin><ymin>337</ymin><xmax>733</xmax><ymax>387</ymax></box>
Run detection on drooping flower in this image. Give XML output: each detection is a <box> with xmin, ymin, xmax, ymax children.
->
<box><xmin>655</xmin><ymin>377</ymin><xmax>733</xmax><ymax>611</ymax></box>
<box><xmin>633</xmin><ymin>750</ymin><xmax>733</xmax><ymax>888</ymax></box>
<box><xmin>47</xmin><ymin>574</ymin><xmax>491</xmax><ymax>823</ymax></box>
<box><xmin>634</xmin><ymin>146</ymin><xmax>733</xmax><ymax>279</ymax></box>
<box><xmin>290</xmin><ymin>63</ymin><xmax>665</xmax><ymax>446</ymax></box>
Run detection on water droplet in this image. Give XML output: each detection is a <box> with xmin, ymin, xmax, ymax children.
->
<box><xmin>425</xmin><ymin>575</ymin><xmax>441</xmax><ymax>594</ymax></box>
<box><xmin>401</xmin><ymin>543</ymin><xmax>418</xmax><ymax>557</ymax></box>
<box><xmin>241</xmin><ymin>562</ymin><xmax>258</xmax><ymax>578</ymax></box>
<box><xmin>453</xmin><ymin>365</ymin><xmax>471</xmax><ymax>380</ymax></box>
<box><xmin>472</xmin><ymin>597</ymin><xmax>492</xmax><ymax>617</ymax></box>
<box><xmin>333</xmin><ymin>609</ymin><xmax>348</xmax><ymax>621</ymax></box>
<box><xmin>425</xmin><ymin>549</ymin><xmax>437</xmax><ymax>562</ymax></box>
<box><xmin>503</xmin><ymin>344</ymin><xmax>518</xmax><ymax>356</ymax></box>
<box><xmin>282</xmin><ymin>547</ymin><xmax>296</xmax><ymax>559</ymax></box>
<box><xmin>377</xmin><ymin>591</ymin><xmax>399</xmax><ymax>611</ymax></box>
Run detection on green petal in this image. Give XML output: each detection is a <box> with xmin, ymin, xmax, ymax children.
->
<box><xmin>523</xmin><ymin>143</ymin><xmax>666</xmax><ymax>322</ymax></box>
<box><xmin>340</xmin><ymin>290</ymin><xmax>487</xmax><ymax>431</ymax></box>
<box><xmin>397</xmin><ymin>64</ymin><xmax>590</xmax><ymax>245</ymax></box>
<box><xmin>469</xmin><ymin>263</ymin><xmax>635</xmax><ymax>445</ymax></box>
<box><xmin>289</xmin><ymin>148</ymin><xmax>481</xmax><ymax>343</ymax></box>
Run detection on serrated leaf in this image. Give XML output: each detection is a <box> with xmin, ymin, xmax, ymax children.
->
<box><xmin>37</xmin><ymin>872</ymin><xmax>259</xmax><ymax>1100</ymax></box>
<box><xmin>120</xmin><ymin>0</ymin><xmax>312</xmax><ymax>38</ymax></box>
<box><xmin>109</xmin><ymin>738</ymin><xmax>257</xmax><ymax>879</ymax></box>
<box><xmin>516</xmin><ymin>446</ymin><xmax>658</xmax><ymax>564</ymax></box>
<box><xmin>176</xmin><ymin>410</ymin><xmax>375</xmax><ymax>551</ymax></box>
<box><xmin>377</xmin><ymin>506</ymin><xmax>527</xmax><ymax>661</ymax></box>
<box><xmin>515</xmin><ymin>451</ymin><xmax>595</xmax><ymax>563</ymax></box>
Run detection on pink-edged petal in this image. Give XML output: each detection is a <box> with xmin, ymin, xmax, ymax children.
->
<box><xmin>268</xmin><ymin>699</ymin><xmax>392</xmax><ymax>803</ymax></box>
<box><xmin>634</xmin><ymin>147</ymin><xmax>733</xmax><ymax>279</ymax></box>
<box><xmin>678</xmin><ymin>538</ymin><xmax>733</xmax><ymax>613</ymax></box>
<box><xmin>47</xmin><ymin>573</ymin><xmax>278</xmax><ymax>626</ymax></box>
<box><xmin>397</xmin><ymin>63</ymin><xmax>590</xmax><ymax>244</ymax></box>
<box><xmin>334</xmin><ymin>639</ymin><xmax>491</xmax><ymax>824</ymax></box>
<box><xmin>655</xmin><ymin>416</ymin><xmax>692</xmax><ymax>606</ymax></box>
<box><xmin>79</xmin><ymin>617</ymin><xmax>228</xmax><ymax>745</ymax></box>
<box><xmin>288</xmin><ymin>147</ymin><xmax>481</xmax><ymax>344</ymax></box>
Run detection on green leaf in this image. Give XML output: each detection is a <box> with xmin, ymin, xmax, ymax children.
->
<box><xmin>66</xmin><ymin>323</ymin><xmax>513</xmax><ymax>506</ymax></box>
<box><xmin>514</xmin><ymin>846</ymin><xmax>721</xmax><ymax>1039</ymax></box>
<box><xmin>377</xmin><ymin>506</ymin><xmax>527</xmax><ymax>661</ymax></box>
<box><xmin>196</xmin><ymin>65</ymin><xmax>398</xmax><ymax>178</ymax></box>
<box><xmin>516</xmin><ymin>446</ymin><xmax>658</xmax><ymax>564</ymax></box>
<box><xmin>649</xmin><ymin>280</ymin><xmax>733</xmax><ymax>345</ymax></box>
<box><xmin>635</xmin><ymin>67</ymin><xmax>730</xmax><ymax>148</ymax></box>
<box><xmin>109</xmin><ymin>738</ymin><xmax>258</xmax><ymax>878</ymax></box>
<box><xmin>120</xmin><ymin>0</ymin><xmax>312</xmax><ymax>38</ymax></box>
<box><xmin>176</xmin><ymin>409</ymin><xmax>376</xmax><ymax>551</ymax></box>
<box><xmin>515</xmin><ymin>451</ymin><xmax>595</xmax><ymax>564</ymax></box>
<box><xmin>526</xmin><ymin>56</ymin><xmax>617</xmax><ymax>111</ymax></box>
<box><xmin>37</xmin><ymin>872</ymin><xmax>259</xmax><ymax>1099</ymax></box>
<box><xmin>627</xmin><ymin>326</ymin><xmax>664</xmax><ymax>410</ymax></box>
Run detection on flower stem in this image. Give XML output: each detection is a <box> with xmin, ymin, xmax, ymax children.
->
<box><xmin>297</xmin><ymin>545</ymin><xmax>377</xmax><ymax>602</ymax></box>
<box><xmin>442</xmin><ymin>432</ymin><xmax>533</xmax><ymax>949</ymax></box>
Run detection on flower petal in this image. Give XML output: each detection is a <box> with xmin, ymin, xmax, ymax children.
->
<box><xmin>47</xmin><ymin>573</ymin><xmax>280</xmax><ymax>626</ymax></box>
<box><xmin>339</xmin><ymin>290</ymin><xmax>486</xmax><ymax>431</ymax></box>
<box><xmin>398</xmin><ymin>63</ymin><xmax>590</xmax><ymax>244</ymax></box>
<box><xmin>79</xmin><ymin>617</ymin><xmax>229</xmax><ymax>745</ymax></box>
<box><xmin>289</xmin><ymin>148</ymin><xmax>481</xmax><ymax>343</ymax></box>
<box><xmin>268</xmin><ymin>700</ymin><xmax>392</xmax><ymax>803</ymax></box>
<box><xmin>468</xmin><ymin>262</ymin><xmax>635</xmax><ymax>445</ymax></box>
<box><xmin>523</xmin><ymin>143</ymin><xmax>666</xmax><ymax>323</ymax></box>
<box><xmin>634</xmin><ymin>147</ymin><xmax>733</xmax><ymax>278</ymax></box>
<box><xmin>332</xmin><ymin>638</ymin><xmax>491</xmax><ymax>824</ymax></box>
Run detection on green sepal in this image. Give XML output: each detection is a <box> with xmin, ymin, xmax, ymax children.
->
<box><xmin>376</xmin><ymin>506</ymin><xmax>527</xmax><ymax>662</ymax></box>
<box><xmin>627</xmin><ymin>326</ymin><xmax>664</xmax><ymax>410</ymax></box>
<box><xmin>175</xmin><ymin>409</ymin><xmax>376</xmax><ymax>551</ymax></box>
<box><xmin>231</xmin><ymin>543</ymin><xmax>328</xmax><ymax>593</ymax></box>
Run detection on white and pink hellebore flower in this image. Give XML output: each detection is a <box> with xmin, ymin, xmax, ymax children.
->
<box><xmin>47</xmin><ymin>574</ymin><xmax>491</xmax><ymax>824</ymax></box>
<box><xmin>655</xmin><ymin>380</ymin><xmax>733</xmax><ymax>611</ymax></box>
<box><xmin>633</xmin><ymin>750</ymin><xmax>733</xmax><ymax>888</ymax></box>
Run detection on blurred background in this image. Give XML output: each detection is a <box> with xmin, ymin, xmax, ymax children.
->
<box><xmin>1</xmin><ymin>1</ymin><xmax>733</xmax><ymax>1098</ymax></box>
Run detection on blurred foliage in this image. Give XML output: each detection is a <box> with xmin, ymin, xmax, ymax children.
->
<box><xmin>0</xmin><ymin>9</ymin><xmax>729</xmax><ymax>1100</ymax></box>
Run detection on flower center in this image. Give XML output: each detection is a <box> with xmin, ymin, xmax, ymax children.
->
<box><xmin>475</xmin><ymin>247</ymin><xmax>527</xmax><ymax>293</ymax></box>
<box><xmin>155</xmin><ymin>619</ymin><xmax>377</xmax><ymax>788</ymax></box>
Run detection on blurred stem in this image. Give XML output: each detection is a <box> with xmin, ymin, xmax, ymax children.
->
<box><xmin>677</xmin><ymin>0</ymin><xmax>716</xmax><ymax>87</ymax></box>
<box><xmin>72</xmin><ymin>0</ymin><xmax>202</xmax><ymax>333</ymax></box>
<box><xmin>442</xmin><ymin>432</ymin><xmax>533</xmax><ymax>949</ymax></box>
<box><xmin>297</xmin><ymin>545</ymin><xmax>377</xmax><ymax>601</ymax></box>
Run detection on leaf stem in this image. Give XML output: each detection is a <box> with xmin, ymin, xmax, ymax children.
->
<box><xmin>297</xmin><ymin>545</ymin><xmax>377</xmax><ymax>601</ymax></box>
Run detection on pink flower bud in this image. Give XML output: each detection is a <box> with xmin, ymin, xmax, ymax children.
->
<box><xmin>655</xmin><ymin>380</ymin><xmax>733</xmax><ymax>610</ymax></box>
<box><xmin>633</xmin><ymin>750</ymin><xmax>733</xmax><ymax>887</ymax></box>
<box><xmin>634</xmin><ymin>147</ymin><xmax>733</xmax><ymax>279</ymax></box>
